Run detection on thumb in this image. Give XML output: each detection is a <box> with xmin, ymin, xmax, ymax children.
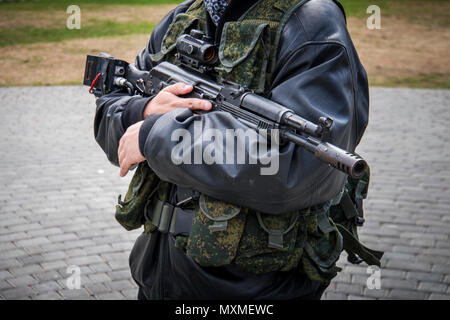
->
<box><xmin>163</xmin><ymin>82</ymin><xmax>193</xmax><ymax>96</ymax></box>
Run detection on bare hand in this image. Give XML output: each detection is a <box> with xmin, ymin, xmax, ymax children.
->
<box><xmin>118</xmin><ymin>121</ymin><xmax>145</xmax><ymax>177</ymax></box>
<box><xmin>143</xmin><ymin>82</ymin><xmax>212</xmax><ymax>118</ymax></box>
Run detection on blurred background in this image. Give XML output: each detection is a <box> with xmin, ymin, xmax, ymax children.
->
<box><xmin>0</xmin><ymin>0</ymin><xmax>449</xmax><ymax>88</ymax></box>
<box><xmin>0</xmin><ymin>0</ymin><xmax>449</xmax><ymax>300</ymax></box>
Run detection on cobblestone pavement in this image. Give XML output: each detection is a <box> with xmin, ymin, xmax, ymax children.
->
<box><xmin>0</xmin><ymin>86</ymin><xmax>448</xmax><ymax>300</ymax></box>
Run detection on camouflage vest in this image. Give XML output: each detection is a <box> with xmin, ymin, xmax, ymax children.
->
<box><xmin>115</xmin><ymin>0</ymin><xmax>383</xmax><ymax>283</ymax></box>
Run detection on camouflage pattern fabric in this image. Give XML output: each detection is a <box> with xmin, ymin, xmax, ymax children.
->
<box><xmin>186</xmin><ymin>194</ymin><xmax>245</xmax><ymax>266</ymax></box>
<box><xmin>217</xmin><ymin>22</ymin><xmax>270</xmax><ymax>92</ymax></box>
<box><xmin>115</xmin><ymin>162</ymin><xmax>160</xmax><ymax>233</ymax></box>
<box><xmin>301</xmin><ymin>213</ymin><xmax>343</xmax><ymax>282</ymax></box>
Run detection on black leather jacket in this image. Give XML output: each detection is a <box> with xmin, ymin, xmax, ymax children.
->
<box><xmin>94</xmin><ymin>0</ymin><xmax>369</xmax><ymax>214</ymax></box>
<box><xmin>93</xmin><ymin>0</ymin><xmax>369</xmax><ymax>299</ymax></box>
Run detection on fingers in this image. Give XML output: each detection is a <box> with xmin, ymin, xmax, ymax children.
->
<box><xmin>118</xmin><ymin>138</ymin><xmax>127</xmax><ymax>176</ymax></box>
<box><xmin>118</xmin><ymin>121</ymin><xmax>145</xmax><ymax>177</ymax></box>
<box><xmin>120</xmin><ymin>160</ymin><xmax>131</xmax><ymax>177</ymax></box>
<box><xmin>171</xmin><ymin>96</ymin><xmax>212</xmax><ymax>111</ymax></box>
<box><xmin>118</xmin><ymin>139</ymin><xmax>131</xmax><ymax>177</ymax></box>
<box><xmin>161</xmin><ymin>82</ymin><xmax>212</xmax><ymax>111</ymax></box>
<box><xmin>163</xmin><ymin>82</ymin><xmax>193</xmax><ymax>96</ymax></box>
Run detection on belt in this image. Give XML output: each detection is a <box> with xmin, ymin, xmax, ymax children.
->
<box><xmin>144</xmin><ymin>198</ymin><xmax>194</xmax><ymax>236</ymax></box>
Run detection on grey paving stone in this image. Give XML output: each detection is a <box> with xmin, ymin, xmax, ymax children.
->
<box><xmin>64</xmin><ymin>248</ymin><xmax>88</xmax><ymax>258</ymax></box>
<box><xmin>407</xmin><ymin>271</ymin><xmax>444</xmax><ymax>283</ymax></box>
<box><xmin>0</xmin><ymin>258</ymin><xmax>21</xmax><ymax>269</ymax></box>
<box><xmin>348</xmin><ymin>295</ymin><xmax>376</xmax><ymax>300</ymax></box>
<box><xmin>34</xmin><ymin>292</ymin><xmax>63</xmax><ymax>300</ymax></box>
<box><xmin>18</xmin><ymin>254</ymin><xmax>44</xmax><ymax>265</ymax></box>
<box><xmin>88</xmin><ymin>273</ymin><xmax>111</xmax><ymax>284</ymax></box>
<box><xmin>322</xmin><ymin>292</ymin><xmax>347</xmax><ymax>300</ymax></box>
<box><xmin>429</xmin><ymin>293</ymin><xmax>450</xmax><ymax>300</ymax></box>
<box><xmin>96</xmin><ymin>292</ymin><xmax>125</xmax><ymax>300</ymax></box>
<box><xmin>431</xmin><ymin>264</ymin><xmax>450</xmax><ymax>274</ymax></box>
<box><xmin>108</xmin><ymin>270</ymin><xmax>132</xmax><ymax>281</ymax></box>
<box><xmin>108</xmin><ymin>259</ymin><xmax>129</xmax><ymax>270</ymax></box>
<box><xmin>66</xmin><ymin>255</ymin><xmax>103</xmax><ymax>266</ymax></box>
<box><xmin>34</xmin><ymin>270</ymin><xmax>62</xmax><ymax>282</ymax></box>
<box><xmin>90</xmin><ymin>262</ymin><xmax>112</xmax><ymax>273</ymax></box>
<box><xmin>121</xmin><ymin>288</ymin><xmax>138</xmax><ymax>300</ymax></box>
<box><xmin>7</xmin><ymin>275</ymin><xmax>39</xmax><ymax>287</ymax></box>
<box><xmin>0</xmin><ymin>232</ymin><xmax>28</xmax><ymax>242</ymax></box>
<box><xmin>335</xmin><ymin>283</ymin><xmax>364</xmax><ymax>296</ymax></box>
<box><xmin>0</xmin><ymin>242</ymin><xmax>17</xmax><ymax>252</ymax></box>
<box><xmin>9</xmin><ymin>264</ymin><xmax>44</xmax><ymax>277</ymax></box>
<box><xmin>41</xmin><ymin>251</ymin><xmax>68</xmax><ymax>261</ymax></box>
<box><xmin>0</xmin><ymin>287</ymin><xmax>36</xmax><ymax>299</ymax></box>
<box><xmin>0</xmin><ymin>280</ymin><xmax>13</xmax><ymax>290</ymax></box>
<box><xmin>108</xmin><ymin>280</ymin><xmax>136</xmax><ymax>291</ymax></box>
<box><xmin>31</xmin><ymin>281</ymin><xmax>62</xmax><ymax>293</ymax></box>
<box><xmin>1</xmin><ymin>86</ymin><xmax>450</xmax><ymax>301</ymax></box>
<box><xmin>16</xmin><ymin>237</ymin><xmax>51</xmax><ymax>247</ymax></box>
<box><xmin>0</xmin><ymin>270</ymin><xmax>13</xmax><ymax>280</ymax></box>
<box><xmin>58</xmin><ymin>289</ymin><xmax>93</xmax><ymax>300</ymax></box>
<box><xmin>389</xmin><ymin>289</ymin><xmax>428</xmax><ymax>300</ymax></box>
<box><xmin>83</xmin><ymin>244</ymin><xmax>114</xmax><ymax>256</ymax></box>
<box><xmin>444</xmin><ymin>275</ymin><xmax>450</xmax><ymax>284</ymax></box>
<box><xmin>41</xmin><ymin>260</ymin><xmax>68</xmax><ymax>270</ymax></box>
<box><xmin>84</xmin><ymin>283</ymin><xmax>110</xmax><ymax>295</ymax></box>
<box><xmin>418</xmin><ymin>281</ymin><xmax>448</xmax><ymax>293</ymax></box>
<box><xmin>415</xmin><ymin>254</ymin><xmax>449</xmax><ymax>265</ymax></box>
<box><xmin>381</xmin><ymin>279</ymin><xmax>418</xmax><ymax>291</ymax></box>
<box><xmin>386</xmin><ymin>259</ymin><xmax>431</xmax><ymax>272</ymax></box>
<box><xmin>47</xmin><ymin>233</ymin><xmax>78</xmax><ymax>242</ymax></box>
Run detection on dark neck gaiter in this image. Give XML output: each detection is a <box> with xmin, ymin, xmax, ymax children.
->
<box><xmin>204</xmin><ymin>0</ymin><xmax>229</xmax><ymax>25</ymax></box>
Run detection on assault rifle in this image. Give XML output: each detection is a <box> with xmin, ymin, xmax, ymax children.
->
<box><xmin>84</xmin><ymin>30</ymin><xmax>367</xmax><ymax>179</ymax></box>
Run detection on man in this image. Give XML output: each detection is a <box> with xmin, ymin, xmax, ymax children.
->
<box><xmin>94</xmin><ymin>0</ymin><xmax>369</xmax><ymax>300</ymax></box>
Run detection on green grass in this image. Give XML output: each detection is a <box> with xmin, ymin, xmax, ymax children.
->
<box><xmin>1</xmin><ymin>0</ymin><xmax>449</xmax><ymax>88</ymax></box>
<box><xmin>0</xmin><ymin>0</ymin><xmax>170</xmax><ymax>46</ymax></box>
<box><xmin>0</xmin><ymin>20</ymin><xmax>155</xmax><ymax>47</ymax></box>
<box><xmin>340</xmin><ymin>0</ymin><xmax>390</xmax><ymax>18</ymax></box>
<box><xmin>0</xmin><ymin>0</ymin><xmax>184</xmax><ymax>11</ymax></box>
<box><xmin>340</xmin><ymin>0</ymin><xmax>450</xmax><ymax>27</ymax></box>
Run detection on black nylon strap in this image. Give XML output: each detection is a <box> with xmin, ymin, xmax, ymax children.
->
<box><xmin>336</xmin><ymin>223</ymin><xmax>384</xmax><ymax>267</ymax></box>
<box><xmin>148</xmin><ymin>199</ymin><xmax>194</xmax><ymax>236</ymax></box>
<box><xmin>339</xmin><ymin>191</ymin><xmax>358</xmax><ymax>220</ymax></box>
<box><xmin>170</xmin><ymin>207</ymin><xmax>194</xmax><ymax>236</ymax></box>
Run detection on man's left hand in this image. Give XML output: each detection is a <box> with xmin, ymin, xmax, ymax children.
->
<box><xmin>118</xmin><ymin>121</ymin><xmax>145</xmax><ymax>177</ymax></box>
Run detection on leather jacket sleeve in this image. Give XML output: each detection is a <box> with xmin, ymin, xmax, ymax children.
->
<box><xmin>93</xmin><ymin>0</ymin><xmax>195</xmax><ymax>166</ymax></box>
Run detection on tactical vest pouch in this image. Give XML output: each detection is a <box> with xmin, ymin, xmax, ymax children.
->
<box><xmin>300</xmin><ymin>210</ymin><xmax>344</xmax><ymax>282</ymax></box>
<box><xmin>115</xmin><ymin>162</ymin><xmax>160</xmax><ymax>233</ymax></box>
<box><xmin>185</xmin><ymin>194</ymin><xmax>246</xmax><ymax>267</ymax></box>
<box><xmin>233</xmin><ymin>210</ymin><xmax>303</xmax><ymax>274</ymax></box>
<box><xmin>217</xmin><ymin>22</ymin><xmax>270</xmax><ymax>93</ymax></box>
<box><xmin>149</xmin><ymin>0</ymin><xmax>206</xmax><ymax>63</ymax></box>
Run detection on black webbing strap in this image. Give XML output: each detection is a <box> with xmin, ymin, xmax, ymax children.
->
<box><xmin>145</xmin><ymin>198</ymin><xmax>193</xmax><ymax>236</ymax></box>
<box><xmin>339</xmin><ymin>191</ymin><xmax>358</xmax><ymax>220</ymax></box>
<box><xmin>336</xmin><ymin>223</ymin><xmax>384</xmax><ymax>267</ymax></box>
